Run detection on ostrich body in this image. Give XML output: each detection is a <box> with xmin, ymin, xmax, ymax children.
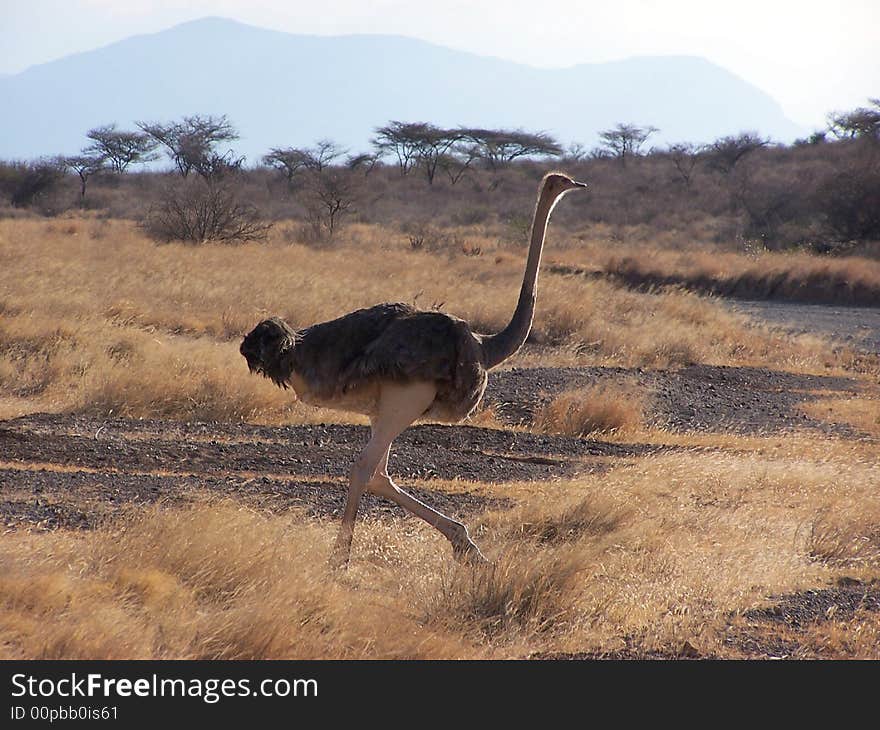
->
<box><xmin>241</xmin><ymin>172</ymin><xmax>586</xmax><ymax>566</ymax></box>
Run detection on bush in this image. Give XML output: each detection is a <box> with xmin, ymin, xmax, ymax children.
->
<box><xmin>533</xmin><ymin>384</ymin><xmax>644</xmax><ymax>437</ymax></box>
<box><xmin>819</xmin><ymin>164</ymin><xmax>880</xmax><ymax>242</ymax></box>
<box><xmin>143</xmin><ymin>178</ymin><xmax>271</xmax><ymax>243</ymax></box>
<box><xmin>0</xmin><ymin>159</ymin><xmax>65</xmax><ymax>209</ymax></box>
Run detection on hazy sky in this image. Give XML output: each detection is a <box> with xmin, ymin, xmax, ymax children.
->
<box><xmin>2</xmin><ymin>0</ymin><xmax>877</xmax><ymax>128</ymax></box>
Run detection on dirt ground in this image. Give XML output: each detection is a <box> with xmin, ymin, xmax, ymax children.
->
<box><xmin>728</xmin><ymin>300</ymin><xmax>880</xmax><ymax>354</ymax></box>
<box><xmin>0</xmin><ymin>362</ymin><xmax>865</xmax><ymax>532</ymax></box>
<box><xmin>534</xmin><ymin>577</ymin><xmax>880</xmax><ymax>659</ymax></box>
<box><xmin>487</xmin><ymin>364</ymin><xmax>862</xmax><ymax>434</ymax></box>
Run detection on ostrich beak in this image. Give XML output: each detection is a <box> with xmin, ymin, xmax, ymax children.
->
<box><xmin>573</xmin><ymin>180</ymin><xmax>588</xmax><ymax>188</ymax></box>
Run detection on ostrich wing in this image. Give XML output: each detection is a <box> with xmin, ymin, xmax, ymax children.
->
<box><xmin>291</xmin><ymin>303</ymin><xmax>415</xmax><ymax>398</ymax></box>
<box><xmin>343</xmin><ymin>309</ymin><xmax>487</xmax><ymax>421</ymax></box>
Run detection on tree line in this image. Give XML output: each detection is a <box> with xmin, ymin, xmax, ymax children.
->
<box><xmin>1</xmin><ymin>98</ymin><xmax>878</xmax><ymax>245</ymax></box>
<box><xmin>8</xmin><ymin>98</ymin><xmax>880</xmax><ymax>196</ymax></box>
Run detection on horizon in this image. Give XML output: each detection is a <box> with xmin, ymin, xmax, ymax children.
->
<box><xmin>3</xmin><ymin>2</ymin><xmax>878</xmax><ymax>130</ymax></box>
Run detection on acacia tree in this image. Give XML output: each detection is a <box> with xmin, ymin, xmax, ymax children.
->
<box><xmin>62</xmin><ymin>153</ymin><xmax>106</xmax><ymax>199</ymax></box>
<box><xmin>372</xmin><ymin>121</ymin><xmax>428</xmax><ymax>175</ymax></box>
<box><xmin>345</xmin><ymin>152</ymin><xmax>380</xmax><ymax>176</ymax></box>
<box><xmin>704</xmin><ymin>132</ymin><xmax>770</xmax><ymax>174</ymax></box>
<box><xmin>666</xmin><ymin>142</ymin><xmax>701</xmax><ymax>187</ymax></box>
<box><xmin>263</xmin><ymin>139</ymin><xmax>349</xmax><ymax>187</ymax></box>
<box><xmin>303</xmin><ymin>139</ymin><xmax>347</xmax><ymax>172</ymax></box>
<box><xmin>84</xmin><ymin>125</ymin><xmax>157</xmax><ymax>173</ymax></box>
<box><xmin>565</xmin><ymin>142</ymin><xmax>589</xmax><ymax>161</ymax></box>
<box><xmin>827</xmin><ymin>99</ymin><xmax>880</xmax><ymax>141</ymax></box>
<box><xmin>372</xmin><ymin>122</ymin><xmax>468</xmax><ymax>183</ymax></box>
<box><xmin>137</xmin><ymin>115</ymin><xmax>239</xmax><ymax>178</ymax></box>
<box><xmin>373</xmin><ymin>123</ymin><xmax>561</xmax><ymax>180</ymax></box>
<box><xmin>597</xmin><ymin>123</ymin><xmax>659</xmax><ymax>166</ymax></box>
<box><xmin>439</xmin><ymin>141</ymin><xmax>481</xmax><ymax>185</ymax></box>
<box><xmin>412</xmin><ymin>124</ymin><xmax>465</xmax><ymax>184</ymax></box>
<box><xmin>462</xmin><ymin>128</ymin><xmax>562</xmax><ymax>169</ymax></box>
<box><xmin>263</xmin><ymin>147</ymin><xmax>312</xmax><ymax>185</ymax></box>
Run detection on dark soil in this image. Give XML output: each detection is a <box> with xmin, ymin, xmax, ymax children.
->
<box><xmin>532</xmin><ymin>640</ymin><xmax>710</xmax><ymax>661</ymax></box>
<box><xmin>723</xmin><ymin>580</ymin><xmax>880</xmax><ymax>659</ymax></box>
<box><xmin>0</xmin><ymin>415</ymin><xmax>632</xmax><ymax>485</ymax></box>
<box><xmin>0</xmin><ymin>409</ymin><xmax>634</xmax><ymax>531</ymax></box>
<box><xmin>534</xmin><ymin>581</ymin><xmax>880</xmax><ymax>660</ymax></box>
<box><xmin>486</xmin><ymin>364</ymin><xmax>861</xmax><ymax>435</ymax></box>
<box><xmin>2</xmin><ymin>359</ymin><xmax>875</xmax><ymax>659</ymax></box>
<box><xmin>0</xmin><ymin>362</ymin><xmax>865</xmax><ymax>532</ymax></box>
<box><xmin>0</xmin><ymin>466</ymin><xmax>506</xmax><ymax>531</ymax></box>
<box><xmin>743</xmin><ymin>581</ymin><xmax>880</xmax><ymax>629</ymax></box>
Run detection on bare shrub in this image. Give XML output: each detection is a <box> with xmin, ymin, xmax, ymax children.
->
<box><xmin>460</xmin><ymin>240</ymin><xmax>482</xmax><ymax>256</ymax></box>
<box><xmin>301</xmin><ymin>168</ymin><xmax>360</xmax><ymax>241</ymax></box>
<box><xmin>451</xmin><ymin>206</ymin><xmax>490</xmax><ymax>226</ymax></box>
<box><xmin>143</xmin><ymin>179</ymin><xmax>271</xmax><ymax>244</ymax></box>
<box><xmin>534</xmin><ymin>384</ymin><xmax>644</xmax><ymax>437</ymax></box>
<box><xmin>403</xmin><ymin>221</ymin><xmax>450</xmax><ymax>252</ymax></box>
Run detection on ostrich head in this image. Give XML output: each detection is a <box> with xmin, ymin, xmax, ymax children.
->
<box><xmin>544</xmin><ymin>172</ymin><xmax>588</xmax><ymax>195</ymax></box>
<box><xmin>240</xmin><ymin>317</ymin><xmax>298</xmax><ymax>388</ymax></box>
<box><xmin>543</xmin><ymin>171</ymin><xmax>588</xmax><ymax>206</ymax></box>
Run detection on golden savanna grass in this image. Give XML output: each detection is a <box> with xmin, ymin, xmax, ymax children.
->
<box><xmin>2</xmin><ymin>214</ymin><xmax>879</xmax><ymax>659</ymax></box>
<box><xmin>1</xmin><ymin>446</ymin><xmax>878</xmax><ymax>659</ymax></box>
<box><xmin>0</xmin><ymin>215</ymin><xmax>846</xmax><ymax>422</ymax></box>
<box><xmin>550</xmin><ymin>223</ymin><xmax>880</xmax><ymax>307</ymax></box>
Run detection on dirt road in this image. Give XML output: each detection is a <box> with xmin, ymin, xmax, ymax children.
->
<box><xmin>728</xmin><ymin>299</ymin><xmax>880</xmax><ymax>354</ymax></box>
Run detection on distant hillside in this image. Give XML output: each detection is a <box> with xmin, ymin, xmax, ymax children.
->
<box><xmin>0</xmin><ymin>17</ymin><xmax>805</xmax><ymax>162</ymax></box>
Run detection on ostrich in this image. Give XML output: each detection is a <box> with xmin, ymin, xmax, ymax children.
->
<box><xmin>241</xmin><ymin>172</ymin><xmax>587</xmax><ymax>567</ymax></box>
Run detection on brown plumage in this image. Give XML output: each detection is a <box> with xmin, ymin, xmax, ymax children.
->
<box><xmin>241</xmin><ymin>303</ymin><xmax>487</xmax><ymax>422</ymax></box>
<box><xmin>241</xmin><ymin>172</ymin><xmax>587</xmax><ymax>567</ymax></box>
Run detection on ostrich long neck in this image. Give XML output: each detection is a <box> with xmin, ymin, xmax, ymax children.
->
<box><xmin>481</xmin><ymin>183</ymin><xmax>558</xmax><ymax>369</ymax></box>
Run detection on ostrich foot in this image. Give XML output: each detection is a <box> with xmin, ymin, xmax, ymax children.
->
<box><xmin>450</xmin><ymin>524</ymin><xmax>489</xmax><ymax>565</ymax></box>
<box><xmin>328</xmin><ymin>550</ymin><xmax>350</xmax><ymax>571</ymax></box>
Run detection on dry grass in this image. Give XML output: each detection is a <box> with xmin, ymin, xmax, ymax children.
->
<box><xmin>0</xmin><ymin>216</ymin><xmax>847</xmax><ymax>422</ymax></box>
<box><xmin>808</xmin><ymin>511</ymin><xmax>880</xmax><ymax>569</ymax></box>
<box><xmin>801</xmin><ymin>392</ymin><xmax>880</xmax><ymax>437</ymax></box>
<box><xmin>1</xmin><ymin>444</ymin><xmax>878</xmax><ymax>660</ymax></box>
<box><xmin>0</xmin><ymin>500</ymin><xmax>473</xmax><ymax>659</ymax></box>
<box><xmin>421</xmin><ymin>546</ymin><xmax>585</xmax><ymax>639</ymax></box>
<box><xmin>551</xmin><ymin>234</ymin><xmax>880</xmax><ymax>307</ymax></box>
<box><xmin>533</xmin><ymin>383</ymin><xmax>645</xmax><ymax>437</ymax></box>
<box><xmin>2</xmin><ymin>214</ymin><xmax>879</xmax><ymax>659</ymax></box>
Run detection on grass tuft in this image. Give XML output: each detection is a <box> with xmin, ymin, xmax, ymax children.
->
<box><xmin>533</xmin><ymin>384</ymin><xmax>645</xmax><ymax>437</ymax></box>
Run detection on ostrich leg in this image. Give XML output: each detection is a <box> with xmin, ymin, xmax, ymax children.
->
<box><xmin>330</xmin><ymin>381</ymin><xmax>485</xmax><ymax>568</ymax></box>
<box><xmin>366</xmin><ymin>445</ymin><xmax>485</xmax><ymax>563</ymax></box>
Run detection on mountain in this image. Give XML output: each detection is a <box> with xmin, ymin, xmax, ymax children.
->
<box><xmin>0</xmin><ymin>17</ymin><xmax>804</xmax><ymax>162</ymax></box>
